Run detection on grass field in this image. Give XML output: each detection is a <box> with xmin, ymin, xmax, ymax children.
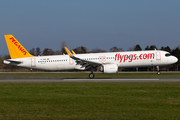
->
<box><xmin>0</xmin><ymin>83</ymin><xmax>180</xmax><ymax>120</ymax></box>
<box><xmin>0</xmin><ymin>72</ymin><xmax>180</xmax><ymax>79</ymax></box>
<box><xmin>0</xmin><ymin>72</ymin><xmax>180</xmax><ymax>119</ymax></box>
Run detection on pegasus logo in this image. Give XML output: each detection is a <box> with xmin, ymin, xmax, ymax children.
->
<box><xmin>9</xmin><ymin>37</ymin><xmax>27</xmax><ymax>55</ymax></box>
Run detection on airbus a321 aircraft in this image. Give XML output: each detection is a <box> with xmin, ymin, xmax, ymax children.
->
<box><xmin>3</xmin><ymin>35</ymin><xmax>178</xmax><ymax>78</ymax></box>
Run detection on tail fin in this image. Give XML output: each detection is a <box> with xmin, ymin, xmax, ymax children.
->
<box><xmin>4</xmin><ymin>35</ymin><xmax>34</xmax><ymax>59</ymax></box>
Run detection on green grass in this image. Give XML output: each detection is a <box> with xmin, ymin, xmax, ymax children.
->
<box><xmin>0</xmin><ymin>72</ymin><xmax>180</xmax><ymax>79</ymax></box>
<box><xmin>0</xmin><ymin>83</ymin><xmax>180</xmax><ymax>120</ymax></box>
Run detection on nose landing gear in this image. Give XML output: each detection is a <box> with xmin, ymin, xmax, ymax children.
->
<box><xmin>157</xmin><ymin>66</ymin><xmax>160</xmax><ymax>75</ymax></box>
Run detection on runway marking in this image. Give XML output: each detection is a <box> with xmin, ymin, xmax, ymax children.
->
<box><xmin>64</xmin><ymin>79</ymin><xmax>159</xmax><ymax>81</ymax></box>
<box><xmin>6</xmin><ymin>78</ymin><xmax>180</xmax><ymax>83</ymax></box>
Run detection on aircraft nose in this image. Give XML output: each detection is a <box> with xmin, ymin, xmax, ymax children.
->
<box><xmin>173</xmin><ymin>56</ymin><xmax>178</xmax><ymax>63</ymax></box>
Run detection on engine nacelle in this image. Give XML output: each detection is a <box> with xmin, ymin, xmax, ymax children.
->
<box><xmin>101</xmin><ymin>64</ymin><xmax>118</xmax><ymax>74</ymax></box>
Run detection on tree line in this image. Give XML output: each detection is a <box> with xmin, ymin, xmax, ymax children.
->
<box><xmin>0</xmin><ymin>42</ymin><xmax>180</xmax><ymax>72</ymax></box>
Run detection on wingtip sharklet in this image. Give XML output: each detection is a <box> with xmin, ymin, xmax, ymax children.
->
<box><xmin>64</xmin><ymin>47</ymin><xmax>73</xmax><ymax>57</ymax></box>
<box><xmin>71</xmin><ymin>50</ymin><xmax>76</xmax><ymax>55</ymax></box>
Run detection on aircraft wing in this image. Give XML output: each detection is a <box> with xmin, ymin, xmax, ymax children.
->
<box><xmin>64</xmin><ymin>47</ymin><xmax>102</xmax><ymax>70</ymax></box>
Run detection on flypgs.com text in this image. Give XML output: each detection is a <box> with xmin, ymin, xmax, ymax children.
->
<box><xmin>115</xmin><ymin>53</ymin><xmax>155</xmax><ymax>63</ymax></box>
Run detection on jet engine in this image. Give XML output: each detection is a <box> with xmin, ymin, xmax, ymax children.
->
<box><xmin>101</xmin><ymin>64</ymin><xmax>118</xmax><ymax>74</ymax></box>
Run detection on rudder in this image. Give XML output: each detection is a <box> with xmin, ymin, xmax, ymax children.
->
<box><xmin>4</xmin><ymin>35</ymin><xmax>34</xmax><ymax>59</ymax></box>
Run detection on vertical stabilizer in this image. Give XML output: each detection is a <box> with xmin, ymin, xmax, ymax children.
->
<box><xmin>4</xmin><ymin>35</ymin><xmax>34</xmax><ymax>59</ymax></box>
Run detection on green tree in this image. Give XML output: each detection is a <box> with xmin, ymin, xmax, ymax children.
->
<box><xmin>90</xmin><ymin>48</ymin><xmax>106</xmax><ymax>53</ymax></box>
<box><xmin>73</xmin><ymin>46</ymin><xmax>88</xmax><ymax>54</ymax></box>
<box><xmin>145</xmin><ymin>46</ymin><xmax>150</xmax><ymax>50</ymax></box>
<box><xmin>42</xmin><ymin>48</ymin><xmax>55</xmax><ymax>56</ymax></box>
<box><xmin>145</xmin><ymin>45</ymin><xmax>157</xmax><ymax>50</ymax></box>
<box><xmin>134</xmin><ymin>44</ymin><xmax>142</xmax><ymax>51</ymax></box>
<box><xmin>36</xmin><ymin>47</ymin><xmax>41</xmax><ymax>56</ymax></box>
<box><xmin>110</xmin><ymin>46</ymin><xmax>123</xmax><ymax>52</ymax></box>
<box><xmin>160</xmin><ymin>46</ymin><xmax>171</xmax><ymax>52</ymax></box>
<box><xmin>60</xmin><ymin>41</ymin><xmax>67</xmax><ymax>54</ymax></box>
<box><xmin>29</xmin><ymin>48</ymin><xmax>35</xmax><ymax>55</ymax></box>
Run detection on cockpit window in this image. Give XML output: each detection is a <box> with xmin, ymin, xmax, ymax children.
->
<box><xmin>165</xmin><ymin>53</ymin><xmax>172</xmax><ymax>57</ymax></box>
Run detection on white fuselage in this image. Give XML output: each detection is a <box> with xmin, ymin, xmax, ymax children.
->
<box><xmin>4</xmin><ymin>50</ymin><xmax>178</xmax><ymax>71</ymax></box>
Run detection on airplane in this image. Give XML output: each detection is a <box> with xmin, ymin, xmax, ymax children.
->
<box><xmin>3</xmin><ymin>34</ymin><xmax>178</xmax><ymax>79</ymax></box>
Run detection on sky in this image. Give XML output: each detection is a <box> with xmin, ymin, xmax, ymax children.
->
<box><xmin>0</xmin><ymin>0</ymin><xmax>180</xmax><ymax>55</ymax></box>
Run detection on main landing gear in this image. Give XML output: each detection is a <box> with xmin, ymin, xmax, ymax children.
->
<box><xmin>89</xmin><ymin>73</ymin><xmax>95</xmax><ymax>79</ymax></box>
<box><xmin>157</xmin><ymin>66</ymin><xmax>160</xmax><ymax>75</ymax></box>
<box><xmin>89</xmin><ymin>67</ymin><xmax>95</xmax><ymax>79</ymax></box>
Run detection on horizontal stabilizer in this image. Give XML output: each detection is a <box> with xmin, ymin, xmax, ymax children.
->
<box><xmin>3</xmin><ymin>59</ymin><xmax>22</xmax><ymax>65</ymax></box>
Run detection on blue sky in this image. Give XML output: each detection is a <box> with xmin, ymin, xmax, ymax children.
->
<box><xmin>1</xmin><ymin>0</ymin><xmax>180</xmax><ymax>55</ymax></box>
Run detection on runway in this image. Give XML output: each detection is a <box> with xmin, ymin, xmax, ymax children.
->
<box><xmin>1</xmin><ymin>78</ymin><xmax>180</xmax><ymax>82</ymax></box>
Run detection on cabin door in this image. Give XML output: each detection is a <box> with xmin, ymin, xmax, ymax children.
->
<box><xmin>31</xmin><ymin>58</ymin><xmax>36</xmax><ymax>67</ymax></box>
<box><xmin>156</xmin><ymin>52</ymin><xmax>161</xmax><ymax>60</ymax></box>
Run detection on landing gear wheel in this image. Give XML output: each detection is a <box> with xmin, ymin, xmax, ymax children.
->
<box><xmin>157</xmin><ymin>66</ymin><xmax>160</xmax><ymax>75</ymax></box>
<box><xmin>89</xmin><ymin>73</ymin><xmax>94</xmax><ymax>79</ymax></box>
